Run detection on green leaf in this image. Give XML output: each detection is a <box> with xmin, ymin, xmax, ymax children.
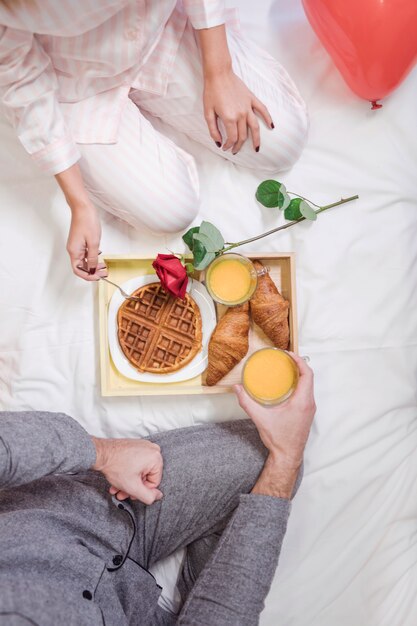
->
<box><xmin>185</xmin><ymin>262</ymin><xmax>195</xmax><ymax>275</ymax></box>
<box><xmin>199</xmin><ymin>221</ymin><xmax>224</xmax><ymax>251</ymax></box>
<box><xmin>256</xmin><ymin>179</ymin><xmax>288</xmax><ymax>208</ymax></box>
<box><xmin>182</xmin><ymin>226</ymin><xmax>200</xmax><ymax>251</ymax></box>
<box><xmin>193</xmin><ymin>232</ymin><xmax>216</xmax><ymax>251</ymax></box>
<box><xmin>192</xmin><ymin>239</ymin><xmax>207</xmax><ymax>266</ymax></box>
<box><xmin>194</xmin><ymin>251</ymin><xmax>215</xmax><ymax>271</ymax></box>
<box><xmin>284</xmin><ymin>198</ymin><xmax>303</xmax><ymax>220</ymax></box>
<box><xmin>299</xmin><ymin>200</ymin><xmax>317</xmax><ymax>221</ymax></box>
<box><xmin>256</xmin><ymin>180</ymin><xmax>280</xmax><ymax>207</ymax></box>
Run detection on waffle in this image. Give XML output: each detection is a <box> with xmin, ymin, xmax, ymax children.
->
<box><xmin>117</xmin><ymin>282</ymin><xmax>202</xmax><ymax>374</ymax></box>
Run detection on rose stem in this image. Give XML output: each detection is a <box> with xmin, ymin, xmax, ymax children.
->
<box><xmin>222</xmin><ymin>195</ymin><xmax>359</xmax><ymax>252</ymax></box>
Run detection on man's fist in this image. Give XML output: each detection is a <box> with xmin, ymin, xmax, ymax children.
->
<box><xmin>92</xmin><ymin>438</ymin><xmax>164</xmax><ymax>505</ymax></box>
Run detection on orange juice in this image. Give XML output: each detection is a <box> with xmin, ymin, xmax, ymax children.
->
<box><xmin>243</xmin><ymin>348</ymin><xmax>298</xmax><ymax>405</ymax></box>
<box><xmin>206</xmin><ymin>254</ymin><xmax>257</xmax><ymax>305</ymax></box>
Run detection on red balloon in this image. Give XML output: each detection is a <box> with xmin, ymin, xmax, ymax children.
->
<box><xmin>302</xmin><ymin>0</ymin><xmax>417</xmax><ymax>106</ymax></box>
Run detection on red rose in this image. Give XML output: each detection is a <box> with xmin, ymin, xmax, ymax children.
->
<box><xmin>152</xmin><ymin>254</ymin><xmax>188</xmax><ymax>300</ymax></box>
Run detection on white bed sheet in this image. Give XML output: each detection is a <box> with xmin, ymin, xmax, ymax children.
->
<box><xmin>1</xmin><ymin>1</ymin><xmax>417</xmax><ymax>624</ymax></box>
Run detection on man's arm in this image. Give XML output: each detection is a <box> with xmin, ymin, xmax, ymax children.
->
<box><xmin>0</xmin><ymin>411</ymin><xmax>96</xmax><ymax>489</ymax></box>
<box><xmin>177</xmin><ymin>460</ymin><xmax>297</xmax><ymax>625</ymax></box>
<box><xmin>0</xmin><ymin>411</ymin><xmax>164</xmax><ymax>504</ymax></box>
<box><xmin>178</xmin><ymin>354</ymin><xmax>315</xmax><ymax>625</ymax></box>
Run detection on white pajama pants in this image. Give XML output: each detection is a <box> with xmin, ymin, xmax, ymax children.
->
<box><xmin>77</xmin><ymin>22</ymin><xmax>308</xmax><ymax>234</ymax></box>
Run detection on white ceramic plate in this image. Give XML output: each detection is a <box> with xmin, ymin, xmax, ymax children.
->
<box><xmin>108</xmin><ymin>275</ymin><xmax>216</xmax><ymax>383</ymax></box>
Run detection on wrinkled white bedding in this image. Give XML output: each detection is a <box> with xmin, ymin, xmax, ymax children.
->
<box><xmin>1</xmin><ymin>1</ymin><xmax>417</xmax><ymax>624</ymax></box>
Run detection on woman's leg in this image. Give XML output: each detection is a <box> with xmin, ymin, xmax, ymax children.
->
<box><xmin>77</xmin><ymin>98</ymin><xmax>200</xmax><ymax>233</ymax></box>
<box><xmin>132</xmin><ymin>21</ymin><xmax>308</xmax><ymax>173</ymax></box>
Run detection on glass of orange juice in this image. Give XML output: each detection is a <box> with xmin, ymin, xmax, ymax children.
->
<box><xmin>242</xmin><ymin>348</ymin><xmax>299</xmax><ymax>406</ymax></box>
<box><xmin>205</xmin><ymin>253</ymin><xmax>268</xmax><ymax>306</ymax></box>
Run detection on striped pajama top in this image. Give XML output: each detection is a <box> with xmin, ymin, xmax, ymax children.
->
<box><xmin>0</xmin><ymin>0</ymin><xmax>226</xmax><ymax>175</ymax></box>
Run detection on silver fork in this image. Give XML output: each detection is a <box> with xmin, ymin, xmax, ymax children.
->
<box><xmin>100</xmin><ymin>277</ymin><xmax>142</xmax><ymax>302</ymax></box>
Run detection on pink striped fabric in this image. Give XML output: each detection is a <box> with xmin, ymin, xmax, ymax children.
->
<box><xmin>78</xmin><ymin>98</ymin><xmax>201</xmax><ymax>234</ymax></box>
<box><xmin>182</xmin><ymin>0</ymin><xmax>227</xmax><ymax>29</ymax></box>
<box><xmin>134</xmin><ymin>19</ymin><xmax>308</xmax><ymax>172</ymax></box>
<box><xmin>76</xmin><ymin>19</ymin><xmax>308</xmax><ymax>235</ymax></box>
<box><xmin>0</xmin><ymin>0</ymin><xmax>225</xmax><ymax>175</ymax></box>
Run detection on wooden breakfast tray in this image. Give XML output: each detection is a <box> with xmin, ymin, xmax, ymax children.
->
<box><xmin>98</xmin><ymin>253</ymin><xmax>298</xmax><ymax>396</ymax></box>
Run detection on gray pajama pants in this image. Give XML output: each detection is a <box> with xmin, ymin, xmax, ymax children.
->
<box><xmin>129</xmin><ymin>419</ymin><xmax>297</xmax><ymax>625</ymax></box>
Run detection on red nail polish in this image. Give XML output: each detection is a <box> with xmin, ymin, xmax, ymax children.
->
<box><xmin>89</xmin><ymin>267</ymin><xmax>96</xmax><ymax>275</ymax></box>
<box><xmin>255</xmin><ymin>146</ymin><xmax>260</xmax><ymax>152</ymax></box>
<box><xmin>271</xmin><ymin>122</ymin><xmax>275</xmax><ymax>129</ymax></box>
<box><xmin>215</xmin><ymin>141</ymin><xmax>221</xmax><ymax>148</ymax></box>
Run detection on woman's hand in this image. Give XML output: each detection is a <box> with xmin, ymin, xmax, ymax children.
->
<box><xmin>197</xmin><ymin>24</ymin><xmax>273</xmax><ymax>154</ymax></box>
<box><xmin>204</xmin><ymin>68</ymin><xmax>273</xmax><ymax>154</ymax></box>
<box><xmin>67</xmin><ymin>203</ymin><xmax>107</xmax><ymax>281</ymax></box>
<box><xmin>55</xmin><ymin>164</ymin><xmax>107</xmax><ymax>281</ymax></box>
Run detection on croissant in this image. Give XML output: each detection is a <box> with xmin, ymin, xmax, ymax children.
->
<box><xmin>206</xmin><ymin>302</ymin><xmax>250</xmax><ymax>386</ymax></box>
<box><xmin>249</xmin><ymin>260</ymin><xmax>290</xmax><ymax>350</ymax></box>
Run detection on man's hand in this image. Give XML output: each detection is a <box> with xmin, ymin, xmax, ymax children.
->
<box><xmin>92</xmin><ymin>438</ymin><xmax>164</xmax><ymax>505</ymax></box>
<box><xmin>235</xmin><ymin>353</ymin><xmax>316</xmax><ymax>499</ymax></box>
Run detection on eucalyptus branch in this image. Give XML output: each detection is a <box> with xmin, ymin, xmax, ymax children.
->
<box><xmin>222</xmin><ymin>195</ymin><xmax>358</xmax><ymax>252</ymax></box>
<box><xmin>180</xmin><ymin>182</ymin><xmax>359</xmax><ymax>274</ymax></box>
